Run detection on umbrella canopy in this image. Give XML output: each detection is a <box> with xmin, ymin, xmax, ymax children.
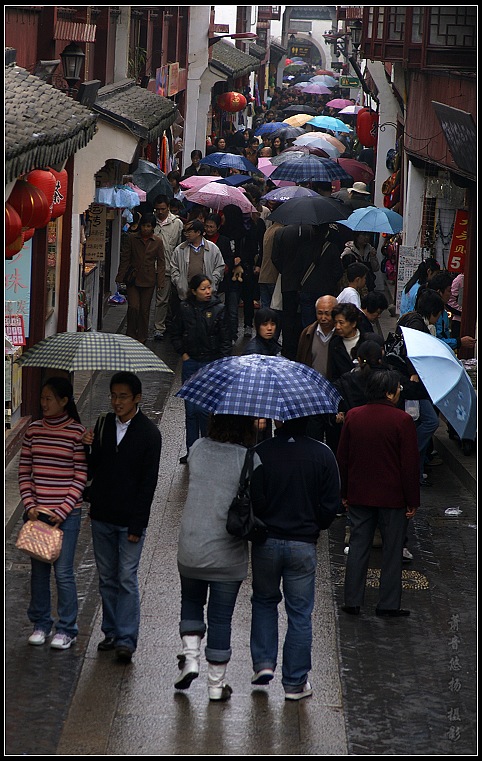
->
<box><xmin>282</xmin><ymin>104</ymin><xmax>319</xmax><ymax>116</ymax></box>
<box><xmin>216</xmin><ymin>174</ymin><xmax>252</xmax><ymax>187</ymax></box>
<box><xmin>282</xmin><ymin>145</ymin><xmax>332</xmax><ymax>158</ymax></box>
<box><xmin>132</xmin><ymin>159</ymin><xmax>173</xmax><ymax>202</ymax></box>
<box><xmin>270</xmin><ymin>150</ymin><xmax>328</xmax><ymax>165</ymax></box>
<box><xmin>300</xmin><ymin>84</ymin><xmax>333</xmax><ymax>96</ymax></box>
<box><xmin>180</xmin><ymin>175</ymin><xmax>221</xmax><ymax>190</ymax></box>
<box><xmin>254</xmin><ymin>121</ymin><xmax>286</xmax><ymax>137</ymax></box>
<box><xmin>326</xmin><ymin>98</ymin><xmax>354</xmax><ymax>109</ymax></box>
<box><xmin>270</xmin><ymin>156</ymin><xmax>353</xmax><ymax>183</ymax></box>
<box><xmin>337</xmin><ymin>206</ymin><xmax>403</xmax><ymax>234</ymax></box>
<box><xmin>400</xmin><ymin>328</ymin><xmax>477</xmax><ymax>441</ymax></box>
<box><xmin>261</xmin><ymin>186</ymin><xmax>319</xmax><ymax>202</ymax></box>
<box><xmin>335</xmin><ymin>158</ymin><xmax>374</xmax><ymax>184</ymax></box>
<box><xmin>307</xmin><ymin>115</ymin><xmax>353</xmax><ymax>133</ymax></box>
<box><xmin>199</xmin><ymin>152</ymin><xmax>260</xmax><ymax>174</ymax></box>
<box><xmin>267</xmin><ymin>195</ymin><xmax>351</xmax><ymax>226</ymax></box>
<box><xmin>310</xmin><ymin>75</ymin><xmax>338</xmax><ymax>87</ymax></box>
<box><xmin>338</xmin><ymin>105</ymin><xmax>364</xmax><ymax>115</ymax></box>
<box><xmin>175</xmin><ymin>354</ymin><xmax>342</xmax><ymax>421</ymax></box>
<box><xmin>184</xmin><ymin>182</ymin><xmax>256</xmax><ymax>214</ymax></box>
<box><xmin>269</xmin><ymin>125</ymin><xmax>306</xmax><ymax>140</ymax></box>
<box><xmin>293</xmin><ymin>134</ymin><xmax>343</xmax><ymax>156</ymax></box>
<box><xmin>283</xmin><ymin>114</ymin><xmax>314</xmax><ymax>127</ymax></box>
<box><xmin>15</xmin><ymin>332</ymin><xmax>173</xmax><ymax>374</ymax></box>
<box><xmin>314</xmin><ymin>69</ymin><xmax>336</xmax><ymax>76</ymax></box>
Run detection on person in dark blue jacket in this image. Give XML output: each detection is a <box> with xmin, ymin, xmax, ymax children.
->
<box><xmin>249</xmin><ymin>416</ymin><xmax>341</xmax><ymax>700</ymax></box>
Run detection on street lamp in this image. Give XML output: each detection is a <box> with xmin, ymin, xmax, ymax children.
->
<box><xmin>348</xmin><ymin>20</ymin><xmax>363</xmax><ymax>57</ymax></box>
<box><xmin>60</xmin><ymin>42</ymin><xmax>85</xmax><ymax>95</ymax></box>
<box><xmin>322</xmin><ymin>28</ymin><xmax>350</xmax><ymax>59</ymax></box>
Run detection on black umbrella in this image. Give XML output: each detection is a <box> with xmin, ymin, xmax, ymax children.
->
<box><xmin>282</xmin><ymin>104</ymin><xmax>319</xmax><ymax>116</ymax></box>
<box><xmin>269</xmin><ymin>125</ymin><xmax>306</xmax><ymax>140</ymax></box>
<box><xmin>267</xmin><ymin>195</ymin><xmax>351</xmax><ymax>226</ymax></box>
<box><xmin>132</xmin><ymin>159</ymin><xmax>173</xmax><ymax>204</ymax></box>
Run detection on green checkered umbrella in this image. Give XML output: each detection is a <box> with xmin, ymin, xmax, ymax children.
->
<box><xmin>16</xmin><ymin>332</ymin><xmax>173</xmax><ymax>374</ymax></box>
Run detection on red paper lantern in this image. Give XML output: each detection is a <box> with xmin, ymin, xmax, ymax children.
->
<box><xmin>217</xmin><ymin>91</ymin><xmax>247</xmax><ymax>113</ymax></box>
<box><xmin>22</xmin><ymin>227</ymin><xmax>36</xmax><ymax>242</ymax></box>
<box><xmin>49</xmin><ymin>167</ymin><xmax>69</xmax><ymax>219</ymax></box>
<box><xmin>8</xmin><ymin>179</ymin><xmax>51</xmax><ymax>230</ymax></box>
<box><xmin>356</xmin><ymin>109</ymin><xmax>379</xmax><ymax>148</ymax></box>
<box><xmin>5</xmin><ymin>202</ymin><xmax>22</xmax><ymax>246</ymax></box>
<box><xmin>6</xmin><ymin>231</ymin><xmax>25</xmax><ymax>259</ymax></box>
<box><xmin>26</xmin><ymin>169</ymin><xmax>56</xmax><ymax>213</ymax></box>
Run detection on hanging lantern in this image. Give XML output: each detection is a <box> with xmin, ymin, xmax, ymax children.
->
<box><xmin>49</xmin><ymin>167</ymin><xmax>69</xmax><ymax>219</ymax></box>
<box><xmin>356</xmin><ymin>109</ymin><xmax>379</xmax><ymax>148</ymax></box>
<box><xmin>5</xmin><ymin>202</ymin><xmax>23</xmax><ymax>246</ymax></box>
<box><xmin>8</xmin><ymin>179</ymin><xmax>51</xmax><ymax>230</ymax></box>
<box><xmin>26</xmin><ymin>169</ymin><xmax>56</xmax><ymax>215</ymax></box>
<box><xmin>22</xmin><ymin>227</ymin><xmax>36</xmax><ymax>242</ymax></box>
<box><xmin>6</xmin><ymin>231</ymin><xmax>25</xmax><ymax>260</ymax></box>
<box><xmin>217</xmin><ymin>91</ymin><xmax>247</xmax><ymax>113</ymax></box>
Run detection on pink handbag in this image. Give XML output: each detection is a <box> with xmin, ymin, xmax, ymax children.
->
<box><xmin>16</xmin><ymin>519</ymin><xmax>63</xmax><ymax>563</ymax></box>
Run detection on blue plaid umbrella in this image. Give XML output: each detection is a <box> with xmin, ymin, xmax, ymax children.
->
<box><xmin>175</xmin><ymin>354</ymin><xmax>342</xmax><ymax>420</ymax></box>
<box><xmin>200</xmin><ymin>152</ymin><xmax>260</xmax><ymax>174</ymax></box>
<box><xmin>254</xmin><ymin>122</ymin><xmax>286</xmax><ymax>136</ymax></box>
<box><xmin>270</xmin><ymin>156</ymin><xmax>353</xmax><ymax>183</ymax></box>
<box><xmin>16</xmin><ymin>332</ymin><xmax>173</xmax><ymax>374</ymax></box>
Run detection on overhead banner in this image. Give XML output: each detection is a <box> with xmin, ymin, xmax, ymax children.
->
<box><xmin>447</xmin><ymin>209</ymin><xmax>468</xmax><ymax>273</ymax></box>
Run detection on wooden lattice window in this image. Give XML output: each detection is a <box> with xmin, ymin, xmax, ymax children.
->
<box><xmin>429</xmin><ymin>8</ymin><xmax>476</xmax><ymax>47</ymax></box>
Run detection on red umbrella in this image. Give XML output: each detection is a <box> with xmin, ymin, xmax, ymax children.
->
<box><xmin>334</xmin><ymin>158</ymin><xmax>374</xmax><ymax>185</ymax></box>
<box><xmin>315</xmin><ymin>69</ymin><xmax>336</xmax><ymax>76</ymax></box>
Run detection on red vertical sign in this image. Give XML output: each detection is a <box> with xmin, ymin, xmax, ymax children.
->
<box><xmin>447</xmin><ymin>210</ymin><xmax>468</xmax><ymax>273</ymax></box>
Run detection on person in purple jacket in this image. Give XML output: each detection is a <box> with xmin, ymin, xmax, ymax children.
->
<box><xmin>337</xmin><ymin>369</ymin><xmax>420</xmax><ymax>618</ymax></box>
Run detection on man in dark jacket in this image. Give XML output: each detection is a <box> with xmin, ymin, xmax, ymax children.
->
<box><xmin>84</xmin><ymin>372</ymin><xmax>162</xmax><ymax>662</ymax></box>
<box><xmin>249</xmin><ymin>416</ymin><xmax>341</xmax><ymax>700</ymax></box>
<box><xmin>337</xmin><ymin>369</ymin><xmax>419</xmax><ymax>617</ymax></box>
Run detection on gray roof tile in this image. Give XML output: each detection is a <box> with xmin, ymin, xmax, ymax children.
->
<box><xmin>210</xmin><ymin>40</ymin><xmax>260</xmax><ymax>78</ymax></box>
<box><xmin>5</xmin><ymin>63</ymin><xmax>98</xmax><ymax>183</ymax></box>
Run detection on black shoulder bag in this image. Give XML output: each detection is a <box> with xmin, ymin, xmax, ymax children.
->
<box><xmin>226</xmin><ymin>448</ymin><xmax>268</xmax><ymax>544</ymax></box>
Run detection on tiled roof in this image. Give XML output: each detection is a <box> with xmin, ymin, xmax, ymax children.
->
<box><xmin>210</xmin><ymin>40</ymin><xmax>260</xmax><ymax>78</ymax></box>
<box><xmin>249</xmin><ymin>43</ymin><xmax>267</xmax><ymax>60</ymax></box>
<box><xmin>5</xmin><ymin>63</ymin><xmax>98</xmax><ymax>183</ymax></box>
<box><xmin>92</xmin><ymin>79</ymin><xmax>178</xmax><ymax>142</ymax></box>
<box><xmin>270</xmin><ymin>41</ymin><xmax>288</xmax><ymax>58</ymax></box>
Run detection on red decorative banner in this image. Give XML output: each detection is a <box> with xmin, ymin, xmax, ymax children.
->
<box><xmin>447</xmin><ymin>209</ymin><xmax>468</xmax><ymax>273</ymax></box>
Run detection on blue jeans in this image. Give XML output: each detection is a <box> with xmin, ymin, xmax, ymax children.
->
<box><xmin>415</xmin><ymin>399</ymin><xmax>439</xmax><ymax>479</ymax></box>
<box><xmin>91</xmin><ymin>519</ymin><xmax>146</xmax><ymax>651</ymax></box>
<box><xmin>182</xmin><ymin>358</ymin><xmax>211</xmax><ymax>452</ymax></box>
<box><xmin>250</xmin><ymin>538</ymin><xmax>317</xmax><ymax>690</ymax></box>
<box><xmin>27</xmin><ymin>507</ymin><xmax>82</xmax><ymax>637</ymax></box>
<box><xmin>179</xmin><ymin>575</ymin><xmax>242</xmax><ymax>663</ymax></box>
<box><xmin>259</xmin><ymin>282</ymin><xmax>275</xmax><ymax>310</ymax></box>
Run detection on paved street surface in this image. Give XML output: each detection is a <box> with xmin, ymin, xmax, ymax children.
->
<box><xmin>5</xmin><ymin>297</ymin><xmax>477</xmax><ymax>755</ymax></box>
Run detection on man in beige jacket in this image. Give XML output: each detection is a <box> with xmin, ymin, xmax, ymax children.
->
<box><xmin>152</xmin><ymin>195</ymin><xmax>184</xmax><ymax>340</ymax></box>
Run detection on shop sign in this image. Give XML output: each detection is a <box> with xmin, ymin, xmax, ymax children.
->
<box><xmin>340</xmin><ymin>76</ymin><xmax>360</xmax><ymax>88</ymax></box>
<box><xmin>85</xmin><ymin>203</ymin><xmax>106</xmax><ymax>262</ymax></box>
<box><xmin>168</xmin><ymin>63</ymin><xmax>180</xmax><ymax>97</ymax></box>
<box><xmin>447</xmin><ymin>210</ymin><xmax>468</xmax><ymax>273</ymax></box>
<box><xmin>5</xmin><ymin>239</ymin><xmax>32</xmax><ymax>338</ymax></box>
<box><xmin>5</xmin><ymin>314</ymin><xmax>26</xmax><ymax>346</ymax></box>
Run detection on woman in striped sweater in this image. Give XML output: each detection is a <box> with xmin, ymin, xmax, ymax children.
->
<box><xmin>18</xmin><ymin>376</ymin><xmax>88</xmax><ymax>650</ymax></box>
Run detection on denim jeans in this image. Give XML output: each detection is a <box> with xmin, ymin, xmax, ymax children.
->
<box><xmin>415</xmin><ymin>399</ymin><xmax>439</xmax><ymax>479</ymax></box>
<box><xmin>91</xmin><ymin>519</ymin><xmax>146</xmax><ymax>651</ymax></box>
<box><xmin>27</xmin><ymin>507</ymin><xmax>82</xmax><ymax>638</ymax></box>
<box><xmin>179</xmin><ymin>575</ymin><xmax>243</xmax><ymax>663</ymax></box>
<box><xmin>182</xmin><ymin>358</ymin><xmax>211</xmax><ymax>452</ymax></box>
<box><xmin>259</xmin><ymin>282</ymin><xmax>275</xmax><ymax>310</ymax></box>
<box><xmin>250</xmin><ymin>538</ymin><xmax>317</xmax><ymax>690</ymax></box>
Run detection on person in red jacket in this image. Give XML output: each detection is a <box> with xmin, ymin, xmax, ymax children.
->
<box><xmin>336</xmin><ymin>368</ymin><xmax>420</xmax><ymax>618</ymax></box>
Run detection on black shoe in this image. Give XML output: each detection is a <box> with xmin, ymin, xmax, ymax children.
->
<box><xmin>115</xmin><ymin>646</ymin><xmax>134</xmax><ymax>662</ymax></box>
<box><xmin>341</xmin><ymin>605</ymin><xmax>360</xmax><ymax>615</ymax></box>
<box><xmin>153</xmin><ymin>331</ymin><xmax>164</xmax><ymax>341</ymax></box>
<box><xmin>420</xmin><ymin>478</ymin><xmax>433</xmax><ymax>487</ymax></box>
<box><xmin>376</xmin><ymin>608</ymin><xmax>410</xmax><ymax>617</ymax></box>
<box><xmin>179</xmin><ymin>454</ymin><xmax>188</xmax><ymax>464</ymax></box>
<box><xmin>97</xmin><ymin>636</ymin><xmax>115</xmax><ymax>651</ymax></box>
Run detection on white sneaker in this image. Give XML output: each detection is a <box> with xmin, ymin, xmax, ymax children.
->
<box><xmin>402</xmin><ymin>547</ymin><xmax>413</xmax><ymax>562</ymax></box>
<box><xmin>28</xmin><ymin>628</ymin><xmax>52</xmax><ymax>646</ymax></box>
<box><xmin>251</xmin><ymin>668</ymin><xmax>275</xmax><ymax>685</ymax></box>
<box><xmin>285</xmin><ymin>681</ymin><xmax>313</xmax><ymax>701</ymax></box>
<box><xmin>344</xmin><ymin>546</ymin><xmax>350</xmax><ymax>555</ymax></box>
<box><xmin>50</xmin><ymin>633</ymin><xmax>77</xmax><ymax>650</ymax></box>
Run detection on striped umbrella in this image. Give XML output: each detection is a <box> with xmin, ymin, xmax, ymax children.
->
<box><xmin>16</xmin><ymin>332</ymin><xmax>173</xmax><ymax>374</ymax></box>
<box><xmin>270</xmin><ymin>156</ymin><xmax>352</xmax><ymax>183</ymax></box>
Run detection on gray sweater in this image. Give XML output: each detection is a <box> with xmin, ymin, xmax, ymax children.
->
<box><xmin>177</xmin><ymin>438</ymin><xmax>261</xmax><ymax>581</ymax></box>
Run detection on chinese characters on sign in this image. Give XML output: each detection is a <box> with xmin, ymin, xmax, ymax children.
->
<box><xmin>447</xmin><ymin>613</ymin><xmax>463</xmax><ymax>743</ymax></box>
<box><xmin>5</xmin><ymin>315</ymin><xmax>26</xmax><ymax>346</ymax></box>
<box><xmin>5</xmin><ymin>239</ymin><xmax>32</xmax><ymax>337</ymax></box>
<box><xmin>85</xmin><ymin>204</ymin><xmax>106</xmax><ymax>262</ymax></box>
<box><xmin>447</xmin><ymin>210</ymin><xmax>468</xmax><ymax>273</ymax></box>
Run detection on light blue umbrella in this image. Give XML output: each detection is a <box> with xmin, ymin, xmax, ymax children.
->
<box><xmin>307</xmin><ymin>115</ymin><xmax>353</xmax><ymax>133</ymax></box>
<box><xmin>400</xmin><ymin>327</ymin><xmax>477</xmax><ymax>441</ymax></box>
<box><xmin>175</xmin><ymin>354</ymin><xmax>342</xmax><ymax>421</ymax></box>
<box><xmin>261</xmin><ymin>186</ymin><xmax>319</xmax><ymax>202</ymax></box>
<box><xmin>336</xmin><ymin>206</ymin><xmax>403</xmax><ymax>234</ymax></box>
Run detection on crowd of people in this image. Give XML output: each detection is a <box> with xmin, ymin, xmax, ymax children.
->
<box><xmin>18</xmin><ymin>85</ymin><xmax>475</xmax><ymax>706</ymax></box>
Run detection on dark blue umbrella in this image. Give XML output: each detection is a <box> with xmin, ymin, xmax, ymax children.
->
<box><xmin>269</xmin><ymin>125</ymin><xmax>306</xmax><ymax>140</ymax></box>
<box><xmin>254</xmin><ymin>122</ymin><xmax>286</xmax><ymax>137</ymax></box>
<box><xmin>175</xmin><ymin>354</ymin><xmax>342</xmax><ymax>420</ymax></box>
<box><xmin>200</xmin><ymin>152</ymin><xmax>260</xmax><ymax>174</ymax></box>
<box><xmin>270</xmin><ymin>156</ymin><xmax>353</xmax><ymax>183</ymax></box>
<box><xmin>215</xmin><ymin>174</ymin><xmax>252</xmax><ymax>187</ymax></box>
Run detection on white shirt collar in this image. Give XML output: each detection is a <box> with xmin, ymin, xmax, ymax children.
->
<box><xmin>316</xmin><ymin>324</ymin><xmax>335</xmax><ymax>343</ymax></box>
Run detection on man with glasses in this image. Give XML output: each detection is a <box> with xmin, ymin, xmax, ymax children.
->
<box><xmin>82</xmin><ymin>372</ymin><xmax>162</xmax><ymax>662</ymax></box>
<box><xmin>152</xmin><ymin>195</ymin><xmax>184</xmax><ymax>340</ymax></box>
<box><xmin>170</xmin><ymin>219</ymin><xmax>225</xmax><ymax>319</ymax></box>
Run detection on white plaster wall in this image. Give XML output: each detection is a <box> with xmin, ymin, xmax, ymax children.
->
<box><xmin>183</xmin><ymin>6</ymin><xmax>212</xmax><ymax>169</ymax></box>
<box><xmin>404</xmin><ymin>162</ymin><xmax>425</xmax><ymax>248</ymax></box>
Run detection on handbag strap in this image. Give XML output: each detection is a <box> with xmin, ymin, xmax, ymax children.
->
<box><xmin>239</xmin><ymin>447</ymin><xmax>255</xmax><ymax>490</ymax></box>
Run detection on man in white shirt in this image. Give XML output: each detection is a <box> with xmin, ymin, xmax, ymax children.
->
<box><xmin>337</xmin><ymin>262</ymin><xmax>369</xmax><ymax>309</ymax></box>
<box><xmin>153</xmin><ymin>195</ymin><xmax>184</xmax><ymax>340</ymax></box>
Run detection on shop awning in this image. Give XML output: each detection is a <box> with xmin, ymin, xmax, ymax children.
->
<box><xmin>210</xmin><ymin>40</ymin><xmax>260</xmax><ymax>79</ymax></box>
<box><xmin>92</xmin><ymin>79</ymin><xmax>178</xmax><ymax>143</ymax></box>
<box><xmin>5</xmin><ymin>62</ymin><xmax>98</xmax><ymax>184</ymax></box>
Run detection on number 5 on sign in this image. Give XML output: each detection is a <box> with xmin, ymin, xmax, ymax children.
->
<box><xmin>447</xmin><ymin>210</ymin><xmax>468</xmax><ymax>272</ymax></box>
